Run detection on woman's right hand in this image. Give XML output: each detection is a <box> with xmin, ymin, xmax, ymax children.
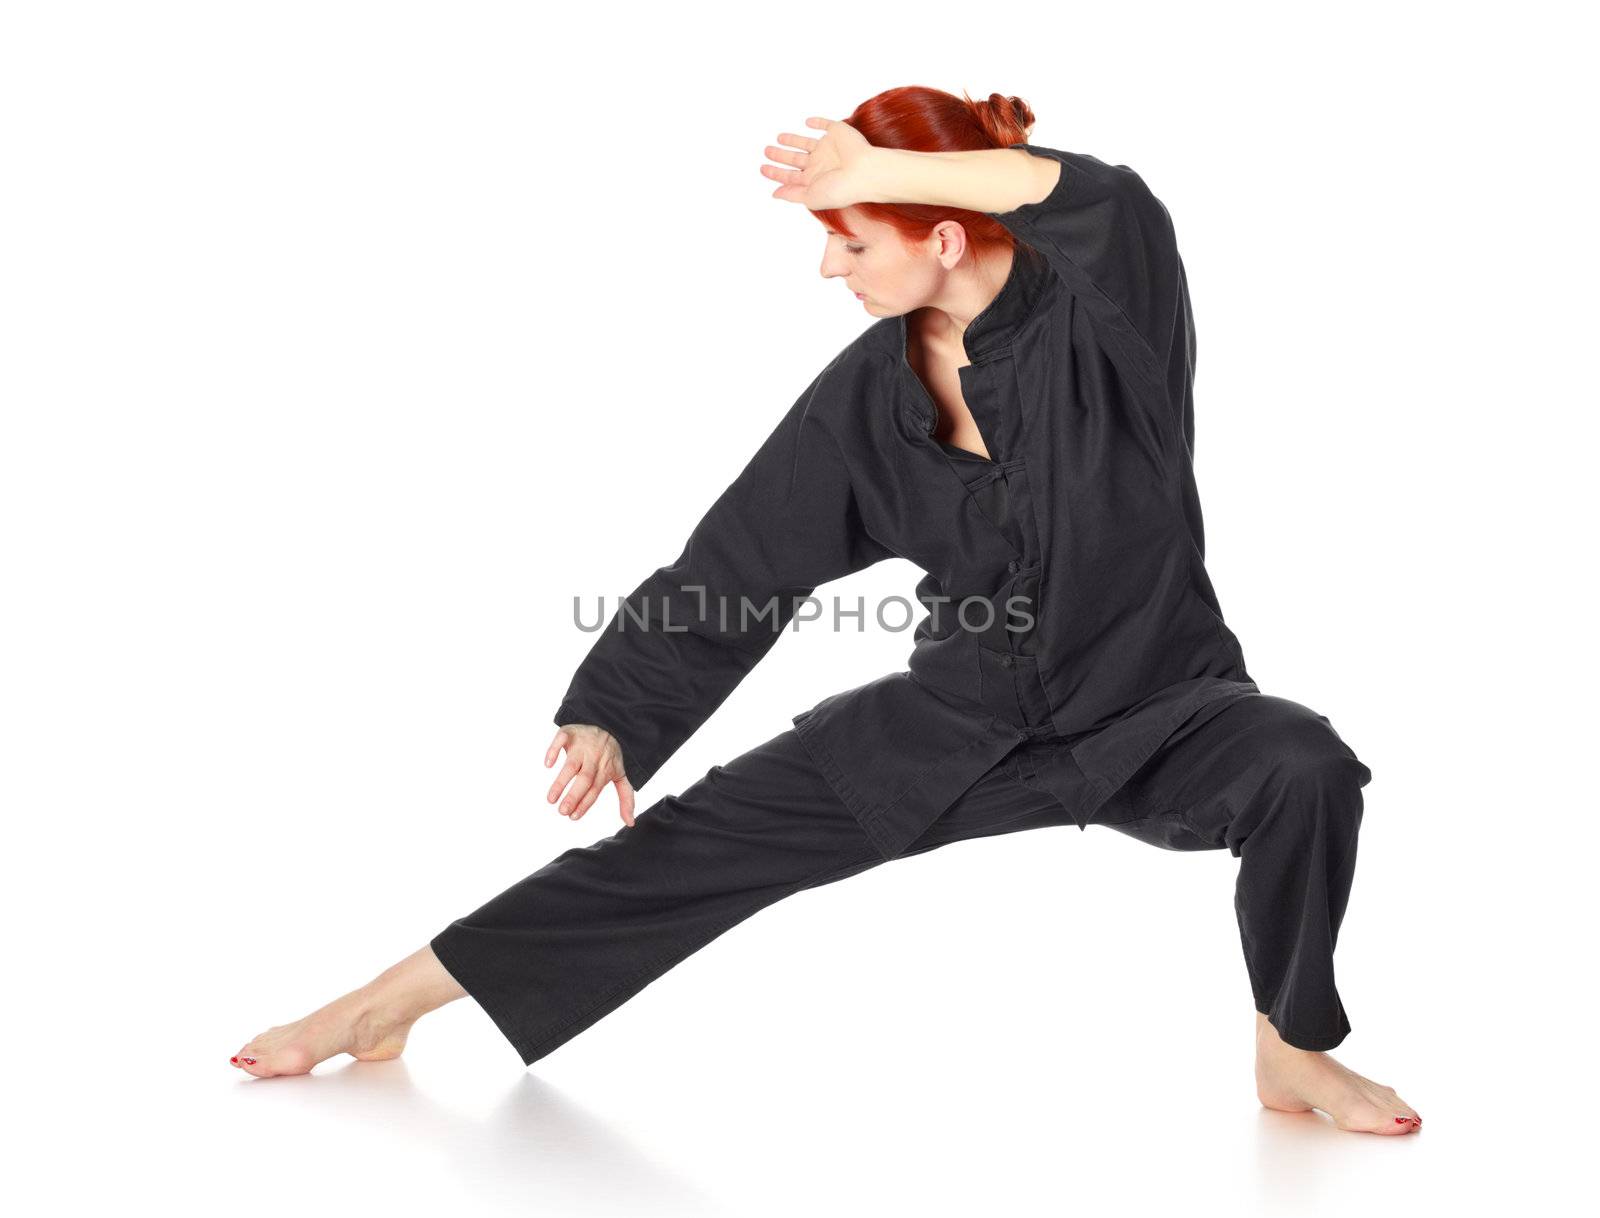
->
<box><xmin>545</xmin><ymin>723</ymin><xmax>636</xmax><ymax>826</ymax></box>
<box><xmin>762</xmin><ymin>116</ymin><xmax>879</xmax><ymax>211</ymax></box>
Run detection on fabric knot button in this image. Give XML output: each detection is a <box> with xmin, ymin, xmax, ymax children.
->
<box><xmin>999</xmin><ymin>654</ymin><xmax>1014</xmax><ymax>668</ymax></box>
<box><xmin>1007</xmin><ymin>559</ymin><xmax>1020</xmax><ymax>574</ymax></box>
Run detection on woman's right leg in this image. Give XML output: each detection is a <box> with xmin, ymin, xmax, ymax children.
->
<box><xmin>229</xmin><ymin>727</ymin><xmax>1070</xmax><ymax>1076</ymax></box>
<box><xmin>426</xmin><ymin>726</ymin><xmax>902</xmax><ymax>1067</ymax></box>
<box><xmin>229</xmin><ymin>727</ymin><xmax>886</xmax><ymax>1078</ymax></box>
<box><xmin>432</xmin><ymin>723</ymin><xmax>1083</xmax><ymax>1067</ymax></box>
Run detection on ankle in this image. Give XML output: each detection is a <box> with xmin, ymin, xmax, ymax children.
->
<box><xmin>338</xmin><ymin>982</ymin><xmax>418</xmax><ymax>1031</ymax></box>
<box><xmin>358</xmin><ymin>956</ymin><xmax>459</xmax><ymax>1025</ymax></box>
<box><xmin>1255</xmin><ymin>1012</ymin><xmax>1309</xmax><ymax>1056</ymax></box>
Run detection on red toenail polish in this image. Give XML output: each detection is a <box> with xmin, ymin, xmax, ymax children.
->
<box><xmin>1395</xmin><ymin>1117</ymin><xmax>1407</xmax><ymax>1123</ymax></box>
<box><xmin>242</xmin><ymin>1058</ymin><xmax>256</xmax><ymax>1064</ymax></box>
<box><xmin>230</xmin><ymin>1056</ymin><xmax>238</xmax><ymax>1063</ymax></box>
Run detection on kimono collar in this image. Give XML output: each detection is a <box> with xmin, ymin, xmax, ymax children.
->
<box><xmin>898</xmin><ymin>237</ymin><xmax>1053</xmax><ymax>368</ymax></box>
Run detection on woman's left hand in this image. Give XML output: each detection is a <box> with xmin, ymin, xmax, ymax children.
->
<box><xmin>762</xmin><ymin>117</ymin><xmax>878</xmax><ymax>210</ymax></box>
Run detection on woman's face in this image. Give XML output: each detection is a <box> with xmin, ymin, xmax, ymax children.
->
<box><xmin>819</xmin><ymin>209</ymin><xmax>955</xmax><ymax>317</ymax></box>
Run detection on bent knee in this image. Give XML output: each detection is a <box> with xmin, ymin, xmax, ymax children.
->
<box><xmin>1249</xmin><ymin>700</ymin><xmax>1372</xmax><ymax>805</ymax></box>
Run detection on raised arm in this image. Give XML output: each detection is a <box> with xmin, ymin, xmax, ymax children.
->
<box><xmin>859</xmin><ymin>144</ymin><xmax>1063</xmax><ymax>214</ymax></box>
<box><xmin>546</xmin><ymin>354</ymin><xmax>895</xmax><ymax>822</ymax></box>
<box><xmin>767</xmin><ymin>119</ymin><xmax>1184</xmax><ymax>372</ymax></box>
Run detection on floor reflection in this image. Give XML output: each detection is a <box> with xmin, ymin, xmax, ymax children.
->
<box><xmin>231</xmin><ymin>1058</ymin><xmax>722</xmax><ymax>1216</ymax></box>
<box><xmin>1251</xmin><ymin>1104</ymin><xmax>1420</xmax><ymax>1203</ymax></box>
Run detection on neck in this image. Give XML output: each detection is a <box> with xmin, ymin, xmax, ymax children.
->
<box><xmin>914</xmin><ymin>244</ymin><xmax>1016</xmax><ymax>351</ymax></box>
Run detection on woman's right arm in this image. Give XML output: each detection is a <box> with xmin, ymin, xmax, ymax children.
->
<box><xmin>861</xmin><ymin>144</ymin><xmax>1061</xmax><ymax>214</ymax></box>
<box><xmin>773</xmin><ymin>119</ymin><xmax>1182</xmax><ymax>368</ymax></box>
<box><xmin>546</xmin><ymin>354</ymin><xmax>895</xmax><ymax>824</ymax></box>
<box><xmin>766</xmin><ymin>117</ymin><xmax>1056</xmax><ymax>214</ymax></box>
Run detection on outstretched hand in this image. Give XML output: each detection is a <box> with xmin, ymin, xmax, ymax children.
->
<box><xmin>546</xmin><ymin>723</ymin><xmax>636</xmax><ymax>826</ymax></box>
<box><xmin>761</xmin><ymin>116</ymin><xmax>877</xmax><ymax>211</ymax></box>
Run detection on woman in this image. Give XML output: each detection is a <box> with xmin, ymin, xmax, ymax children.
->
<box><xmin>230</xmin><ymin>87</ymin><xmax>1420</xmax><ymax>1135</ymax></box>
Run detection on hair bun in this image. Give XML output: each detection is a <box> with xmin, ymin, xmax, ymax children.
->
<box><xmin>963</xmin><ymin>90</ymin><xmax>1036</xmax><ymax>147</ymax></box>
<box><xmin>1000</xmin><ymin>94</ymin><xmax>1036</xmax><ymax>132</ymax></box>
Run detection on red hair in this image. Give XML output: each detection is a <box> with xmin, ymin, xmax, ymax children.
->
<box><xmin>812</xmin><ymin>86</ymin><xmax>1036</xmax><ymax>259</ymax></box>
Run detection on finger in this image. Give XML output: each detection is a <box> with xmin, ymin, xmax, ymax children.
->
<box><xmin>546</xmin><ymin>756</ymin><xmax>581</xmax><ymax>806</ymax></box>
<box><xmin>571</xmin><ymin>764</ymin><xmax>606</xmax><ymax>818</ymax></box>
<box><xmin>572</xmin><ymin>779</ymin><xmax>604</xmax><ymax>820</ymax></box>
<box><xmin>618</xmin><ymin>776</ymin><xmax>636</xmax><ymax>826</ymax></box>
<box><xmin>559</xmin><ymin>769</ymin><xmax>594</xmax><ymax>817</ymax></box>
<box><xmin>763</xmin><ymin>170</ymin><xmax>811</xmax><ymax>206</ymax></box>
<box><xmin>545</xmin><ymin>729</ymin><xmax>569</xmax><ymax>769</ymax></box>
<box><xmin>561</xmin><ymin>772</ymin><xmax>594</xmax><ymax>817</ymax></box>
<box><xmin>764</xmin><ymin>144</ymin><xmax>812</xmax><ymax>171</ymax></box>
<box><xmin>804</xmin><ymin>117</ymin><xmax>836</xmax><ymax>131</ymax></box>
<box><xmin>775</xmin><ymin>130</ymin><xmax>819</xmax><ymax>152</ymax></box>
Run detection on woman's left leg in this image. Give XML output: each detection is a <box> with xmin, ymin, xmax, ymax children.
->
<box><xmin>1107</xmin><ymin>692</ymin><xmax>1422</xmax><ymax>1134</ymax></box>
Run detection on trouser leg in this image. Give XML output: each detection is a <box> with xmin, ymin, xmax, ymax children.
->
<box><xmin>1109</xmin><ymin>694</ymin><xmax>1373</xmax><ymax>1051</ymax></box>
<box><xmin>430</xmin><ymin>727</ymin><xmax>1068</xmax><ymax>1067</ymax></box>
<box><xmin>429</xmin><ymin>727</ymin><xmax>881</xmax><ymax>1066</ymax></box>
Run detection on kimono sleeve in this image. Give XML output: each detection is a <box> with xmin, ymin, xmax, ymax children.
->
<box><xmin>551</xmin><ymin>360</ymin><xmax>895</xmax><ymax>791</ymax></box>
<box><xmin>987</xmin><ymin>143</ymin><xmax>1184</xmax><ymax>369</ymax></box>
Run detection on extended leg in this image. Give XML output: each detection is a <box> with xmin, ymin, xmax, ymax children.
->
<box><xmin>228</xmin><ymin>945</ymin><xmax>468</xmax><ymax>1077</ymax></box>
<box><xmin>228</xmin><ymin>730</ymin><xmax>1069</xmax><ymax>1077</ymax></box>
<box><xmin>427</xmin><ymin>726</ymin><xmax>889</xmax><ymax>1066</ymax></box>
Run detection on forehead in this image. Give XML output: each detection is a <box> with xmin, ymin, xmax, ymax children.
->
<box><xmin>823</xmin><ymin>208</ymin><xmax>883</xmax><ymax>240</ymax></box>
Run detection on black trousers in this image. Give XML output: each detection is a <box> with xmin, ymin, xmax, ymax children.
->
<box><xmin>429</xmin><ymin>693</ymin><xmax>1371</xmax><ymax>1065</ymax></box>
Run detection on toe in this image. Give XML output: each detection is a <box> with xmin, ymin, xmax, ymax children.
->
<box><xmin>1332</xmin><ymin>1097</ymin><xmax>1411</xmax><ymax>1134</ymax></box>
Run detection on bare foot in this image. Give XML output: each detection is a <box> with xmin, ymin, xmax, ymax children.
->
<box><xmin>1254</xmin><ymin>1011</ymin><xmax>1421</xmax><ymax>1134</ymax></box>
<box><xmin>229</xmin><ymin>992</ymin><xmax>413</xmax><ymax>1078</ymax></box>
<box><xmin>230</xmin><ymin>946</ymin><xmax>466</xmax><ymax>1078</ymax></box>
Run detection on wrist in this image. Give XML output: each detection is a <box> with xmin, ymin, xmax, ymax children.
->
<box><xmin>858</xmin><ymin>145</ymin><xmax>912</xmax><ymax>206</ymax></box>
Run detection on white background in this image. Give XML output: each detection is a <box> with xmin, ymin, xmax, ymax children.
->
<box><xmin>3</xmin><ymin>1</ymin><xmax>1594</xmax><ymax>1213</ymax></box>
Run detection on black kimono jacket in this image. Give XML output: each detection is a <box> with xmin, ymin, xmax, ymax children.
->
<box><xmin>554</xmin><ymin>143</ymin><xmax>1259</xmax><ymax>859</ymax></box>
